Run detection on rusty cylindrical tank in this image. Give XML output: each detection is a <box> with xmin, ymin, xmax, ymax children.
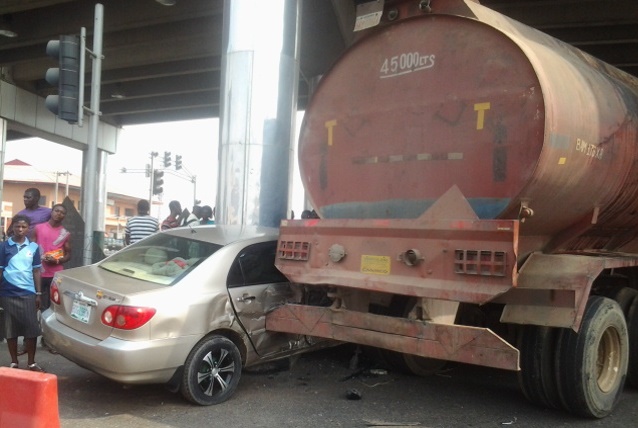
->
<box><xmin>298</xmin><ymin>0</ymin><xmax>638</xmax><ymax>255</ymax></box>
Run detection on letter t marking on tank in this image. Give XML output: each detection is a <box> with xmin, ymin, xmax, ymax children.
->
<box><xmin>325</xmin><ymin>120</ymin><xmax>338</xmax><ymax>146</ymax></box>
<box><xmin>474</xmin><ymin>102</ymin><xmax>491</xmax><ymax>130</ymax></box>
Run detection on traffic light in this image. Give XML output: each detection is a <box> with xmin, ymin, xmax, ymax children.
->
<box><xmin>152</xmin><ymin>170</ymin><xmax>164</xmax><ymax>195</ymax></box>
<box><xmin>45</xmin><ymin>34</ymin><xmax>82</xmax><ymax>124</ymax></box>
<box><xmin>163</xmin><ymin>151</ymin><xmax>172</xmax><ymax>168</ymax></box>
<box><xmin>175</xmin><ymin>154</ymin><xmax>182</xmax><ymax>170</ymax></box>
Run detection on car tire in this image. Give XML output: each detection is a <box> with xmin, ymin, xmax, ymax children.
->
<box><xmin>180</xmin><ymin>335</ymin><xmax>242</xmax><ymax>406</ymax></box>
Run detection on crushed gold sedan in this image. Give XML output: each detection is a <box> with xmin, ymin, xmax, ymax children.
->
<box><xmin>42</xmin><ymin>225</ymin><xmax>329</xmax><ymax>405</ymax></box>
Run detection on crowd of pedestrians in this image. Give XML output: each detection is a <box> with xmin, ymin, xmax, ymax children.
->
<box><xmin>0</xmin><ymin>188</ymin><xmax>216</xmax><ymax>373</ymax></box>
<box><xmin>125</xmin><ymin>198</ymin><xmax>217</xmax><ymax>243</ymax></box>
<box><xmin>1</xmin><ymin>188</ymin><xmax>69</xmax><ymax>372</ymax></box>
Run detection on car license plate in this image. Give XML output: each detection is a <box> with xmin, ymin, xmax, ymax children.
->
<box><xmin>70</xmin><ymin>300</ymin><xmax>91</xmax><ymax>323</ymax></box>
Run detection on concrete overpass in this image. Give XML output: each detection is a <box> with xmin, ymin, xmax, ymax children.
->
<box><xmin>0</xmin><ymin>0</ymin><xmax>636</xmax><ymax>261</ymax></box>
<box><xmin>0</xmin><ymin>0</ymin><xmax>636</xmax><ymax>137</ymax></box>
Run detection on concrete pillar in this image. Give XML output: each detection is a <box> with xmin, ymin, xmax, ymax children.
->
<box><xmin>217</xmin><ymin>0</ymin><xmax>301</xmax><ymax>227</ymax></box>
<box><xmin>0</xmin><ymin>118</ymin><xmax>6</xmax><ymax>228</ymax></box>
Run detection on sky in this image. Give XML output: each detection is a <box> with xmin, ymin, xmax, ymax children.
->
<box><xmin>5</xmin><ymin>119</ymin><xmax>217</xmax><ymax>219</ymax></box>
<box><xmin>4</xmin><ymin>117</ymin><xmax>306</xmax><ymax>220</ymax></box>
<box><xmin>111</xmin><ymin>119</ymin><xmax>220</xmax><ymax>210</ymax></box>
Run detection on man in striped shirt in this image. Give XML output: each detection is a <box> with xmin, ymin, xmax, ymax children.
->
<box><xmin>125</xmin><ymin>199</ymin><xmax>159</xmax><ymax>245</ymax></box>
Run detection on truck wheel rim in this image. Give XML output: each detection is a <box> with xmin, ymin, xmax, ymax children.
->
<box><xmin>597</xmin><ymin>327</ymin><xmax>622</xmax><ymax>393</ymax></box>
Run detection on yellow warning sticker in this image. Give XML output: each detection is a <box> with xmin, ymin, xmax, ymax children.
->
<box><xmin>360</xmin><ymin>255</ymin><xmax>391</xmax><ymax>275</ymax></box>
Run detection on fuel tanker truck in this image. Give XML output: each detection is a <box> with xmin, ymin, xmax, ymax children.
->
<box><xmin>265</xmin><ymin>0</ymin><xmax>638</xmax><ymax>418</ymax></box>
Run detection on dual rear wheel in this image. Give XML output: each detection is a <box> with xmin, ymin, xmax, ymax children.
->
<box><xmin>627</xmin><ymin>296</ymin><xmax>638</xmax><ymax>388</ymax></box>
<box><xmin>518</xmin><ymin>296</ymin><xmax>629</xmax><ymax>418</ymax></box>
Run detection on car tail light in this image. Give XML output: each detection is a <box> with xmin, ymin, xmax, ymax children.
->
<box><xmin>51</xmin><ymin>282</ymin><xmax>60</xmax><ymax>305</ymax></box>
<box><xmin>101</xmin><ymin>306</ymin><xmax>156</xmax><ymax>330</ymax></box>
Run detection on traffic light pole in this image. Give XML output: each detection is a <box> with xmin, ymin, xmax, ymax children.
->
<box><xmin>149</xmin><ymin>152</ymin><xmax>156</xmax><ymax>203</ymax></box>
<box><xmin>82</xmin><ymin>3</ymin><xmax>104</xmax><ymax>266</ymax></box>
<box><xmin>78</xmin><ymin>27</ymin><xmax>86</xmax><ymax>127</ymax></box>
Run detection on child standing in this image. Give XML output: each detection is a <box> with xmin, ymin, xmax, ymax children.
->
<box><xmin>0</xmin><ymin>214</ymin><xmax>45</xmax><ymax>371</ymax></box>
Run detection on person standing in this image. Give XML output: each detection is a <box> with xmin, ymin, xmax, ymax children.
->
<box><xmin>125</xmin><ymin>199</ymin><xmax>159</xmax><ymax>245</ymax></box>
<box><xmin>33</xmin><ymin>204</ymin><xmax>72</xmax><ymax>314</ymax></box>
<box><xmin>180</xmin><ymin>205</ymin><xmax>202</xmax><ymax>227</ymax></box>
<box><xmin>8</xmin><ymin>189</ymin><xmax>52</xmax><ymax>356</ymax></box>
<box><xmin>161</xmin><ymin>200</ymin><xmax>182</xmax><ymax>231</ymax></box>
<box><xmin>0</xmin><ymin>214</ymin><xmax>45</xmax><ymax>371</ymax></box>
<box><xmin>199</xmin><ymin>205</ymin><xmax>215</xmax><ymax>225</ymax></box>
<box><xmin>7</xmin><ymin>188</ymin><xmax>52</xmax><ymax>239</ymax></box>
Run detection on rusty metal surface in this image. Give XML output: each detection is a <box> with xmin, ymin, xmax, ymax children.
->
<box><xmin>271</xmin><ymin>0</ymin><xmax>638</xmax><ymax>370</ymax></box>
<box><xmin>498</xmin><ymin>251</ymin><xmax>638</xmax><ymax>330</ymax></box>
<box><xmin>299</xmin><ymin>0</ymin><xmax>638</xmax><ymax>255</ymax></box>
<box><xmin>278</xmin><ymin>188</ymin><xmax>519</xmax><ymax>305</ymax></box>
<box><xmin>266</xmin><ymin>304</ymin><xmax>519</xmax><ymax>371</ymax></box>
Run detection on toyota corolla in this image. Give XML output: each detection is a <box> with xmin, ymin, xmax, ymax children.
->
<box><xmin>41</xmin><ymin>225</ymin><xmax>329</xmax><ymax>405</ymax></box>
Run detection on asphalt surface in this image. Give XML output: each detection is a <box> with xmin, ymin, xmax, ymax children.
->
<box><xmin>1</xmin><ymin>340</ymin><xmax>637</xmax><ymax>427</ymax></box>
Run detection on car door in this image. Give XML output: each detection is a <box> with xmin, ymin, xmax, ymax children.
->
<box><xmin>227</xmin><ymin>240</ymin><xmax>302</xmax><ymax>358</ymax></box>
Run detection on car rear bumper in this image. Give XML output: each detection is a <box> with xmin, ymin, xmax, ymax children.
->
<box><xmin>41</xmin><ymin>309</ymin><xmax>197</xmax><ymax>384</ymax></box>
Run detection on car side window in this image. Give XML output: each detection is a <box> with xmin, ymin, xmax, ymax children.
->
<box><xmin>227</xmin><ymin>241</ymin><xmax>288</xmax><ymax>288</ymax></box>
<box><xmin>227</xmin><ymin>259</ymin><xmax>244</xmax><ymax>287</ymax></box>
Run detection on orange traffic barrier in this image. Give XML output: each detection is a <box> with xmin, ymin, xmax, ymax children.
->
<box><xmin>0</xmin><ymin>367</ymin><xmax>59</xmax><ymax>428</ymax></box>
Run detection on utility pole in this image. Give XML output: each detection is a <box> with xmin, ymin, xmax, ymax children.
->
<box><xmin>54</xmin><ymin>171</ymin><xmax>69</xmax><ymax>204</ymax></box>
<box><xmin>192</xmin><ymin>175</ymin><xmax>198</xmax><ymax>207</ymax></box>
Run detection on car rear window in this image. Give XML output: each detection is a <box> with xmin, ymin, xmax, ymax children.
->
<box><xmin>99</xmin><ymin>233</ymin><xmax>222</xmax><ymax>285</ymax></box>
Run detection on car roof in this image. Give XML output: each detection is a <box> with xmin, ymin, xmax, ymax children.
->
<box><xmin>161</xmin><ymin>224</ymin><xmax>280</xmax><ymax>246</ymax></box>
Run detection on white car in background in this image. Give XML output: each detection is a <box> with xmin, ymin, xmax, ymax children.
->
<box><xmin>42</xmin><ymin>225</ymin><xmax>329</xmax><ymax>405</ymax></box>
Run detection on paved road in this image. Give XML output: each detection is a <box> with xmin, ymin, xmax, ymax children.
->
<box><xmin>1</xmin><ymin>341</ymin><xmax>637</xmax><ymax>427</ymax></box>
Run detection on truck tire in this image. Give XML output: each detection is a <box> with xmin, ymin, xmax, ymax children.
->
<box><xmin>372</xmin><ymin>296</ymin><xmax>446</xmax><ymax>376</ymax></box>
<box><xmin>604</xmin><ymin>286</ymin><xmax>638</xmax><ymax>315</ymax></box>
<box><xmin>627</xmin><ymin>296</ymin><xmax>638</xmax><ymax>388</ymax></box>
<box><xmin>554</xmin><ymin>296</ymin><xmax>628</xmax><ymax>418</ymax></box>
<box><xmin>373</xmin><ymin>347</ymin><xmax>446</xmax><ymax>377</ymax></box>
<box><xmin>401</xmin><ymin>297</ymin><xmax>446</xmax><ymax>376</ymax></box>
<box><xmin>366</xmin><ymin>298</ymin><xmax>410</xmax><ymax>373</ymax></box>
<box><xmin>517</xmin><ymin>325</ymin><xmax>561</xmax><ymax>409</ymax></box>
<box><xmin>402</xmin><ymin>353</ymin><xmax>446</xmax><ymax>377</ymax></box>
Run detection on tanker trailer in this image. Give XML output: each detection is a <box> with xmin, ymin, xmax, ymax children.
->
<box><xmin>266</xmin><ymin>0</ymin><xmax>638</xmax><ymax>417</ymax></box>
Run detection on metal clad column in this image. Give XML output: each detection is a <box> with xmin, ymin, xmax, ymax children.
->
<box><xmin>0</xmin><ymin>118</ymin><xmax>6</xmax><ymax>218</ymax></box>
<box><xmin>218</xmin><ymin>0</ymin><xmax>301</xmax><ymax>227</ymax></box>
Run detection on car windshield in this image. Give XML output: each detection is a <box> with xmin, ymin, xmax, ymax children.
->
<box><xmin>100</xmin><ymin>233</ymin><xmax>222</xmax><ymax>286</ymax></box>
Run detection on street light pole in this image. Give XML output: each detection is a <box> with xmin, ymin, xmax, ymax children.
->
<box><xmin>192</xmin><ymin>175</ymin><xmax>197</xmax><ymax>207</ymax></box>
